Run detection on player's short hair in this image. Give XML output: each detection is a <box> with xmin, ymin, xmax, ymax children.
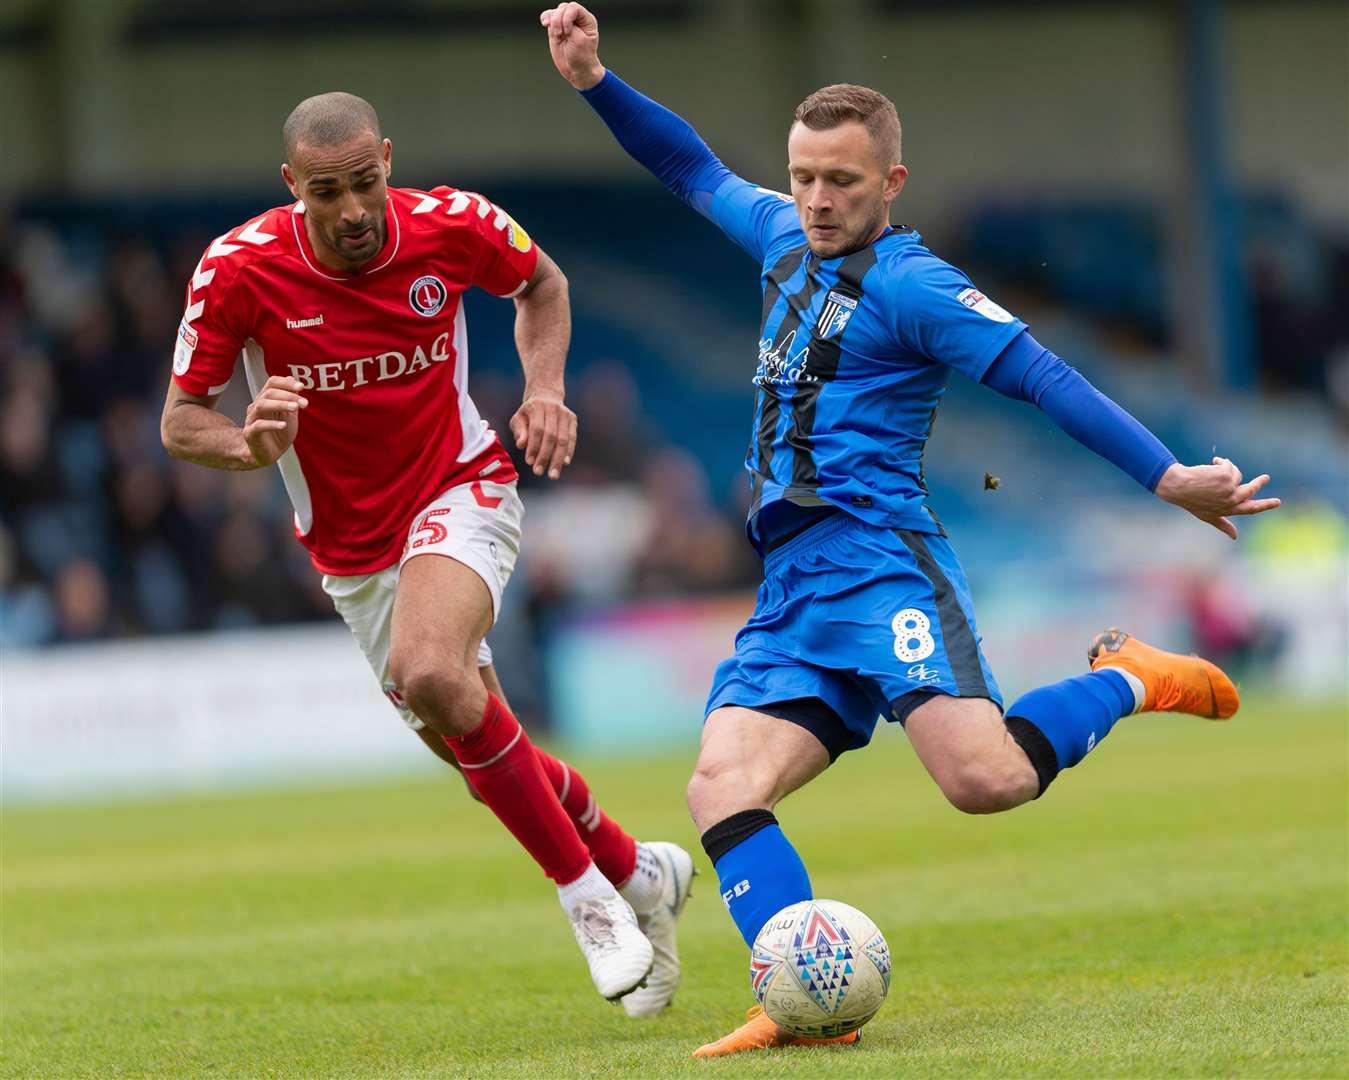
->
<box><xmin>793</xmin><ymin>84</ymin><xmax>902</xmax><ymax>168</ymax></box>
<box><xmin>283</xmin><ymin>92</ymin><xmax>382</xmax><ymax>162</ymax></box>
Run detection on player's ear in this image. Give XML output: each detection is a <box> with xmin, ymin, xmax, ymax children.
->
<box><xmin>281</xmin><ymin>162</ymin><xmax>300</xmax><ymax>199</ymax></box>
<box><xmin>884</xmin><ymin>163</ymin><xmax>908</xmax><ymax>204</ymax></box>
<box><xmin>381</xmin><ymin>138</ymin><xmax>392</xmax><ymax>178</ymax></box>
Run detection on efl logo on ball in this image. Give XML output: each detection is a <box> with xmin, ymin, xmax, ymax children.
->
<box><xmin>408</xmin><ymin>275</ymin><xmax>448</xmax><ymax>317</ymax></box>
<box><xmin>751</xmin><ymin>899</ymin><xmax>891</xmax><ymax>1039</ymax></box>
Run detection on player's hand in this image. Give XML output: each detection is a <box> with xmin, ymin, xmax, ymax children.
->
<box><xmin>1154</xmin><ymin>457</ymin><xmax>1280</xmax><ymax>539</ymax></box>
<box><xmin>539</xmin><ymin>2</ymin><xmax>604</xmax><ymax>90</ymax></box>
<box><xmin>510</xmin><ymin>391</ymin><xmax>577</xmax><ymax>480</ymax></box>
<box><xmin>242</xmin><ymin>376</ymin><xmax>308</xmax><ymax>468</ymax></box>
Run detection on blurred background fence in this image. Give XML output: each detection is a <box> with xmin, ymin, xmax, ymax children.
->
<box><xmin>2</xmin><ymin>0</ymin><xmax>1345</xmax><ymax>801</ymax></box>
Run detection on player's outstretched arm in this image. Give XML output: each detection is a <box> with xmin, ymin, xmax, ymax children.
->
<box><xmin>981</xmin><ymin>332</ymin><xmax>1279</xmax><ymax>538</ymax></box>
<box><xmin>1153</xmin><ymin>457</ymin><xmax>1279</xmax><ymax>540</ymax></box>
<box><xmin>509</xmin><ymin>248</ymin><xmax>578</xmax><ymax>481</ymax></box>
<box><xmin>161</xmin><ymin>375</ymin><xmax>308</xmax><ymax>471</ymax></box>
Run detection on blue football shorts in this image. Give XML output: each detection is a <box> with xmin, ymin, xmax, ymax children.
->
<box><xmin>706</xmin><ymin>511</ymin><xmax>1002</xmax><ymax>760</ymax></box>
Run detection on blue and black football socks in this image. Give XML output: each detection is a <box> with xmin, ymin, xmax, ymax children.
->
<box><xmin>701</xmin><ymin>809</ymin><xmax>811</xmax><ymax>947</ymax></box>
<box><xmin>1003</xmin><ymin>669</ymin><xmax>1140</xmax><ymax>795</ymax></box>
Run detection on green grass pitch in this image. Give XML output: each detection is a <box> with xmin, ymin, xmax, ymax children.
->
<box><xmin>3</xmin><ymin>697</ymin><xmax>1346</xmax><ymax>1078</ymax></box>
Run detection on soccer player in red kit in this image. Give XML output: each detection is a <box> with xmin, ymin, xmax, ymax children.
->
<box><xmin>160</xmin><ymin>92</ymin><xmax>693</xmax><ymax>1012</ymax></box>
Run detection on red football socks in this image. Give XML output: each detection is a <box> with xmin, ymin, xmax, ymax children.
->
<box><xmin>444</xmin><ymin>694</ymin><xmax>591</xmax><ymax>886</ymax></box>
<box><xmin>534</xmin><ymin>748</ymin><xmax>639</xmax><ymax>887</ymax></box>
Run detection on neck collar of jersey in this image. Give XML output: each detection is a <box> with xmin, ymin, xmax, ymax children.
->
<box><xmin>290</xmin><ymin>195</ymin><xmax>401</xmax><ymax>282</ymax></box>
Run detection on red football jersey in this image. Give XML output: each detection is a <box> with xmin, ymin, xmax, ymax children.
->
<box><xmin>172</xmin><ymin>185</ymin><xmax>535</xmax><ymax>576</ymax></box>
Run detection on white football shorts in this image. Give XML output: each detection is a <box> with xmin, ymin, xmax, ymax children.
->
<box><xmin>320</xmin><ymin>478</ymin><xmax>524</xmax><ymax>731</ymax></box>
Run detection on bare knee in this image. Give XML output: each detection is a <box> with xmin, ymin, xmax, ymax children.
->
<box><xmin>939</xmin><ymin>754</ymin><xmax>1038</xmax><ymax>815</ymax></box>
<box><xmin>686</xmin><ymin>707</ymin><xmax>832</xmax><ymax>832</ymax></box>
<box><xmin>906</xmin><ymin>696</ymin><xmax>1040</xmax><ymax>814</ymax></box>
<box><xmin>389</xmin><ymin>651</ymin><xmax>482</xmax><ymax>737</ymax></box>
<box><xmin>685</xmin><ymin>756</ymin><xmax>739</xmax><ymax>830</ymax></box>
<box><xmin>686</xmin><ymin>754</ymin><xmax>774</xmax><ymax>833</ymax></box>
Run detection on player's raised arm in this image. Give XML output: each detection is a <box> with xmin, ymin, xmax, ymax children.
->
<box><xmin>540</xmin><ymin>3</ymin><xmax>793</xmax><ymax>262</ymax></box>
<box><xmin>539</xmin><ymin>3</ymin><xmax>727</xmax><ymax>207</ymax></box>
<box><xmin>541</xmin><ymin>2</ymin><xmax>605</xmax><ymax>91</ymax></box>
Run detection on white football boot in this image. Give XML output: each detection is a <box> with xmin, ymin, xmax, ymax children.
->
<box><xmin>621</xmin><ymin>841</ymin><xmax>696</xmax><ymax>1017</ymax></box>
<box><xmin>568</xmin><ymin>894</ymin><xmax>654</xmax><ymax>1002</ymax></box>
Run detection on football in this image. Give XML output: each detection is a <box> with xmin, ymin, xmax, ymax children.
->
<box><xmin>750</xmin><ymin>899</ymin><xmax>892</xmax><ymax>1038</ymax></box>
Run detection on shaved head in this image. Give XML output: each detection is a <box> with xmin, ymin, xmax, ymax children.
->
<box><xmin>283</xmin><ymin>91</ymin><xmax>381</xmax><ymax>162</ymax></box>
<box><xmin>280</xmin><ymin>92</ymin><xmax>391</xmax><ymax>272</ymax></box>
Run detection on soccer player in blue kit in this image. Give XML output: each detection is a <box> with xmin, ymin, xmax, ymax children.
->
<box><xmin>541</xmin><ymin>2</ymin><xmax>1282</xmax><ymax>1056</ymax></box>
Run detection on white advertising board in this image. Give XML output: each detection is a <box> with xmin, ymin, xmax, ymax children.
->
<box><xmin>2</xmin><ymin>625</ymin><xmax>425</xmax><ymax>804</ymax></box>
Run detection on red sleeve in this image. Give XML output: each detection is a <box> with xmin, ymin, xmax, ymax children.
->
<box><xmin>171</xmin><ymin>246</ymin><xmax>248</xmax><ymax>397</ymax></box>
<box><xmin>447</xmin><ymin>191</ymin><xmax>540</xmax><ymax>298</ymax></box>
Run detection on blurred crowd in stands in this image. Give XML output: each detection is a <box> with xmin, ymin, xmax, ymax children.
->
<box><xmin>2</xmin><ymin>201</ymin><xmax>1347</xmax><ymax>649</ymax></box>
<box><xmin>0</xmin><ymin>209</ymin><xmax>761</xmax><ymax>647</ymax></box>
<box><xmin>1250</xmin><ymin>241</ymin><xmax>1349</xmax><ymax>403</ymax></box>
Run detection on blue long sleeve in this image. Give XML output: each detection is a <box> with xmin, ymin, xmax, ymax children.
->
<box><xmin>579</xmin><ymin>70</ymin><xmax>732</xmax><ymax>211</ymax></box>
<box><xmin>982</xmin><ymin>331</ymin><xmax>1177</xmax><ymax>491</ymax></box>
<box><xmin>579</xmin><ymin>71</ymin><xmax>801</xmax><ymax>263</ymax></box>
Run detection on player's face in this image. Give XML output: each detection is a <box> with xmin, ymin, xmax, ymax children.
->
<box><xmin>283</xmin><ymin>132</ymin><xmax>392</xmax><ymax>271</ymax></box>
<box><xmin>787</xmin><ymin>121</ymin><xmax>907</xmax><ymax>258</ymax></box>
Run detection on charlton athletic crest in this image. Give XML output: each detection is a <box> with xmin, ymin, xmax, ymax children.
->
<box><xmin>409</xmin><ymin>275</ymin><xmax>448</xmax><ymax>317</ymax></box>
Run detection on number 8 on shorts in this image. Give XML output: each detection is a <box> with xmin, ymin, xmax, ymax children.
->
<box><xmin>892</xmin><ymin>608</ymin><xmax>935</xmax><ymax>663</ymax></box>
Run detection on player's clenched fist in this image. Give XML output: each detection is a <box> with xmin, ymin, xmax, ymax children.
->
<box><xmin>243</xmin><ymin>375</ymin><xmax>308</xmax><ymax>468</ymax></box>
<box><xmin>510</xmin><ymin>392</ymin><xmax>577</xmax><ymax>480</ymax></box>
<box><xmin>540</xmin><ymin>3</ymin><xmax>605</xmax><ymax>90</ymax></box>
<box><xmin>1154</xmin><ymin>456</ymin><xmax>1280</xmax><ymax>539</ymax></box>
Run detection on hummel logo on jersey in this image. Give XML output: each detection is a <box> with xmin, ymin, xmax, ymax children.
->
<box><xmin>285</xmin><ymin>314</ymin><xmax>324</xmax><ymax>330</ymax></box>
<box><xmin>815</xmin><ymin>290</ymin><xmax>858</xmax><ymax>340</ymax></box>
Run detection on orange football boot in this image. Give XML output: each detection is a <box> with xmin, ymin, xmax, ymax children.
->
<box><xmin>1088</xmin><ymin>628</ymin><xmax>1239</xmax><ymax>719</ymax></box>
<box><xmin>691</xmin><ymin>1005</ymin><xmax>861</xmax><ymax>1059</ymax></box>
